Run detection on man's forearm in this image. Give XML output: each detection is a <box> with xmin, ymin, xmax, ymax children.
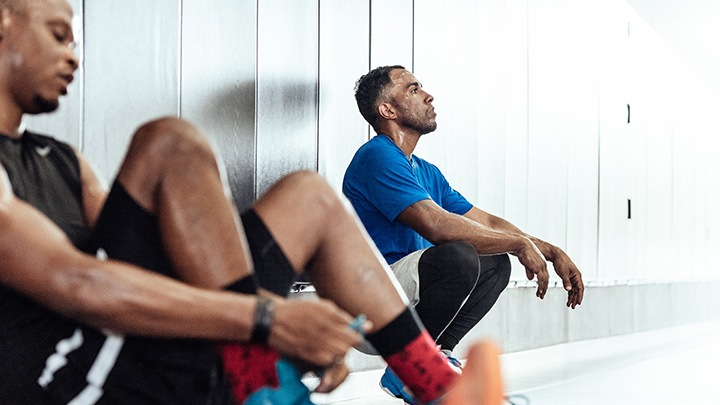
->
<box><xmin>430</xmin><ymin>212</ymin><xmax>529</xmax><ymax>255</ymax></box>
<box><xmin>1</xmin><ymin>193</ymin><xmax>256</xmax><ymax>341</ymax></box>
<box><xmin>400</xmin><ymin>200</ymin><xmax>530</xmax><ymax>255</ymax></box>
<box><xmin>58</xmin><ymin>254</ymin><xmax>257</xmax><ymax>340</ymax></box>
<box><xmin>465</xmin><ymin>207</ymin><xmax>560</xmax><ymax>261</ymax></box>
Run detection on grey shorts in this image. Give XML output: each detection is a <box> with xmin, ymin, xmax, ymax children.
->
<box><xmin>389</xmin><ymin>248</ymin><xmax>429</xmax><ymax>307</ymax></box>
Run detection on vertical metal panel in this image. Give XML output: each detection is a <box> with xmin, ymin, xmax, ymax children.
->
<box><xmin>471</xmin><ymin>0</ymin><xmax>505</xmax><ymax>216</ymax></box>
<box><xmin>370</xmin><ymin>0</ymin><xmax>413</xmax><ymax>69</ymax></box>
<box><xmin>643</xmin><ymin>111</ymin><xmax>673</xmax><ymax>280</ymax></box>
<box><xmin>83</xmin><ymin>0</ymin><xmax>181</xmax><ymax>181</ymax></box>
<box><xmin>503</xmin><ymin>0</ymin><xmax>531</xmax><ymax>281</ymax></box>
<box><xmin>671</xmin><ymin>111</ymin><xmax>696</xmax><ymax>279</ymax></box>
<box><xmin>317</xmin><ymin>0</ymin><xmax>370</xmax><ymax>192</ymax></box>
<box><xmin>180</xmin><ymin>0</ymin><xmax>257</xmax><ymax>211</ymax></box>
<box><xmin>526</xmin><ymin>0</ymin><xmax>571</xmax><ymax>257</ymax></box>
<box><xmin>564</xmin><ymin>1</ymin><xmax>602</xmax><ymax>282</ymax></box>
<box><xmin>685</xmin><ymin>82</ymin><xmax>720</xmax><ymax>280</ymax></box>
<box><xmin>596</xmin><ymin>0</ymin><xmax>634</xmax><ymax>282</ymax></box>
<box><xmin>256</xmin><ymin>0</ymin><xmax>319</xmax><ymax>197</ymax></box>
<box><xmin>413</xmin><ymin>0</ymin><xmax>481</xmax><ymax>210</ymax></box>
<box><xmin>24</xmin><ymin>0</ymin><xmax>83</xmax><ymax>148</ymax></box>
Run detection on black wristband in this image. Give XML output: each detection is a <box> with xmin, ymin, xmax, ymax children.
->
<box><xmin>250</xmin><ymin>296</ymin><xmax>275</xmax><ymax>345</ymax></box>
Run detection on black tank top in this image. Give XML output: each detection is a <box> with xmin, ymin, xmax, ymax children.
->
<box><xmin>0</xmin><ymin>131</ymin><xmax>92</xmax><ymax>402</ymax></box>
<box><xmin>0</xmin><ymin>130</ymin><xmax>90</xmax><ymax>248</ymax></box>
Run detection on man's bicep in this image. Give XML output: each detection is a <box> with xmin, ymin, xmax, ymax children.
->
<box><xmin>363</xmin><ymin>168</ymin><xmax>432</xmax><ymax>222</ymax></box>
<box><xmin>75</xmin><ymin>150</ymin><xmax>108</xmax><ymax>228</ymax></box>
<box><xmin>395</xmin><ymin>198</ymin><xmax>448</xmax><ymax>237</ymax></box>
<box><xmin>0</xmin><ymin>187</ymin><xmax>79</xmax><ymax>302</ymax></box>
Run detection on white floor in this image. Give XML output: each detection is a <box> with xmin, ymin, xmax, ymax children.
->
<box><xmin>307</xmin><ymin>320</ymin><xmax>720</xmax><ymax>404</ymax></box>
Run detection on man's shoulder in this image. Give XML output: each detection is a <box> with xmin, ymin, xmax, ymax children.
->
<box><xmin>23</xmin><ymin>131</ymin><xmax>72</xmax><ymax>149</ymax></box>
<box><xmin>359</xmin><ymin>134</ymin><xmax>391</xmax><ymax>151</ymax></box>
<box><xmin>359</xmin><ymin>135</ymin><xmax>406</xmax><ymax>161</ymax></box>
<box><xmin>412</xmin><ymin>154</ymin><xmax>443</xmax><ymax>174</ymax></box>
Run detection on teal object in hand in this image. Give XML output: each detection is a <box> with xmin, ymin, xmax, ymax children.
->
<box><xmin>244</xmin><ymin>359</ymin><xmax>315</xmax><ymax>405</ymax></box>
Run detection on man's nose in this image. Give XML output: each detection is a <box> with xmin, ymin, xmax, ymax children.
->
<box><xmin>66</xmin><ymin>47</ymin><xmax>79</xmax><ymax>71</ymax></box>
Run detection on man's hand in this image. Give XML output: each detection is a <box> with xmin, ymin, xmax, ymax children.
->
<box><xmin>268</xmin><ymin>298</ymin><xmax>367</xmax><ymax>369</ymax></box>
<box><xmin>514</xmin><ymin>238</ymin><xmax>549</xmax><ymax>298</ymax></box>
<box><xmin>314</xmin><ymin>360</ymin><xmax>350</xmax><ymax>393</ymax></box>
<box><xmin>550</xmin><ymin>251</ymin><xmax>585</xmax><ymax>309</ymax></box>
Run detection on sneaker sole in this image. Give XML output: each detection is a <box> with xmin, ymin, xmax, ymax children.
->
<box><xmin>379</xmin><ymin>380</ymin><xmax>414</xmax><ymax>404</ymax></box>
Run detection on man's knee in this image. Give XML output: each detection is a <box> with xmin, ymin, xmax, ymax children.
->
<box><xmin>121</xmin><ymin>117</ymin><xmax>217</xmax><ymax>180</ymax></box>
<box><xmin>265</xmin><ymin>170</ymin><xmax>342</xmax><ymax>217</ymax></box>
<box><xmin>130</xmin><ymin>117</ymin><xmax>213</xmax><ymax>160</ymax></box>
<box><xmin>117</xmin><ymin>117</ymin><xmax>219</xmax><ymax>209</ymax></box>
<box><xmin>423</xmin><ymin>241</ymin><xmax>480</xmax><ymax>284</ymax></box>
<box><xmin>482</xmin><ymin>254</ymin><xmax>511</xmax><ymax>288</ymax></box>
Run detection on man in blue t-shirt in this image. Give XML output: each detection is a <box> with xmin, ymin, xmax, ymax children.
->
<box><xmin>343</xmin><ymin>65</ymin><xmax>585</xmax><ymax>401</ymax></box>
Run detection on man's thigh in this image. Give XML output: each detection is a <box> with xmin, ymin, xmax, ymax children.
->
<box><xmin>88</xmin><ymin>181</ymin><xmax>174</xmax><ymax>277</ymax></box>
<box><xmin>86</xmin><ymin>181</ymin><xmax>232</xmax><ymax>403</ymax></box>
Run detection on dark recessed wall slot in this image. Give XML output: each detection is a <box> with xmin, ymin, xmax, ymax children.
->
<box><xmin>627</xmin><ymin>104</ymin><xmax>631</xmax><ymax>123</ymax></box>
<box><xmin>627</xmin><ymin>199</ymin><xmax>632</xmax><ymax>219</ymax></box>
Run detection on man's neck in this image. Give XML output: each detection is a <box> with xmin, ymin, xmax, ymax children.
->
<box><xmin>0</xmin><ymin>95</ymin><xmax>24</xmax><ymax>138</ymax></box>
<box><xmin>380</xmin><ymin>128</ymin><xmax>421</xmax><ymax>158</ymax></box>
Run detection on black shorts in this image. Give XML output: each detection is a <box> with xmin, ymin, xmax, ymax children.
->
<box><xmin>240</xmin><ymin>209</ymin><xmax>298</xmax><ymax>297</ymax></box>
<box><xmin>95</xmin><ymin>182</ymin><xmax>298</xmax><ymax>297</ymax></box>
<box><xmin>51</xmin><ymin>182</ymin><xmax>234</xmax><ymax>405</ymax></box>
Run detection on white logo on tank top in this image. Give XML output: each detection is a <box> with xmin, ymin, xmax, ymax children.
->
<box><xmin>35</xmin><ymin>145</ymin><xmax>52</xmax><ymax>157</ymax></box>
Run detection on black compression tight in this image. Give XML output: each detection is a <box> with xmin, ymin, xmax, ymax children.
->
<box><xmin>415</xmin><ymin>241</ymin><xmax>511</xmax><ymax>352</ymax></box>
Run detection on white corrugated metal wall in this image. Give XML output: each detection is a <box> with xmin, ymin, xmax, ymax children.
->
<box><xmin>24</xmin><ymin>0</ymin><xmax>720</xmax><ymax>357</ymax></box>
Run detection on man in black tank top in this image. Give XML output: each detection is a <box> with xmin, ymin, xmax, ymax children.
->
<box><xmin>0</xmin><ymin>0</ymin><xmax>499</xmax><ymax>404</ymax></box>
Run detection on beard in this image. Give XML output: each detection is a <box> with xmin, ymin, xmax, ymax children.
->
<box><xmin>400</xmin><ymin>114</ymin><xmax>437</xmax><ymax>135</ymax></box>
<box><xmin>29</xmin><ymin>94</ymin><xmax>60</xmax><ymax>114</ymax></box>
<box><xmin>395</xmin><ymin>102</ymin><xmax>437</xmax><ymax>135</ymax></box>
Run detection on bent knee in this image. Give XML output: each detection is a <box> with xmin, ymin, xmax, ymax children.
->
<box><xmin>485</xmin><ymin>254</ymin><xmax>511</xmax><ymax>287</ymax></box>
<box><xmin>423</xmin><ymin>240</ymin><xmax>480</xmax><ymax>280</ymax></box>
<box><xmin>129</xmin><ymin>117</ymin><xmax>214</xmax><ymax>163</ymax></box>
<box><xmin>118</xmin><ymin>117</ymin><xmax>218</xmax><ymax>201</ymax></box>
<box><xmin>271</xmin><ymin>170</ymin><xmax>340</xmax><ymax>210</ymax></box>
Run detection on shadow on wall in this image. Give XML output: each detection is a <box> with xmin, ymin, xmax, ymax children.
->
<box><xmin>196</xmin><ymin>77</ymin><xmax>320</xmax><ymax>211</ymax></box>
<box><xmin>196</xmin><ymin>79</ymin><xmax>256</xmax><ymax>211</ymax></box>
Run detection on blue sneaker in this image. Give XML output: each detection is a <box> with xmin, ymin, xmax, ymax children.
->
<box><xmin>379</xmin><ymin>367</ymin><xmax>416</xmax><ymax>404</ymax></box>
<box><xmin>441</xmin><ymin>350</ymin><xmax>463</xmax><ymax>370</ymax></box>
<box><xmin>380</xmin><ymin>353</ymin><xmax>462</xmax><ymax>404</ymax></box>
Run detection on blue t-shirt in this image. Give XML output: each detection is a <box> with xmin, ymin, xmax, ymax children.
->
<box><xmin>343</xmin><ymin>135</ymin><xmax>472</xmax><ymax>264</ymax></box>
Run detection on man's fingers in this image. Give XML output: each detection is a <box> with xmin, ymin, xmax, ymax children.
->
<box><xmin>566</xmin><ymin>285</ymin><xmax>584</xmax><ymax>309</ymax></box>
<box><xmin>576</xmin><ymin>283</ymin><xmax>585</xmax><ymax>305</ymax></box>
<box><xmin>270</xmin><ymin>300</ymin><xmax>361</xmax><ymax>367</ymax></box>
<box><xmin>538</xmin><ymin>263</ymin><xmax>549</xmax><ymax>298</ymax></box>
<box><xmin>561</xmin><ymin>273</ymin><xmax>573</xmax><ymax>291</ymax></box>
<box><xmin>315</xmin><ymin>361</ymin><xmax>349</xmax><ymax>393</ymax></box>
<box><xmin>525</xmin><ymin>268</ymin><xmax>534</xmax><ymax>280</ymax></box>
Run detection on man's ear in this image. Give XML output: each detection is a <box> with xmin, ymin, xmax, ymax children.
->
<box><xmin>377</xmin><ymin>102</ymin><xmax>396</xmax><ymax>121</ymax></box>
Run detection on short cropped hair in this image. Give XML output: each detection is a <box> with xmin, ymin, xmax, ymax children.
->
<box><xmin>354</xmin><ymin>65</ymin><xmax>404</xmax><ymax>129</ymax></box>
